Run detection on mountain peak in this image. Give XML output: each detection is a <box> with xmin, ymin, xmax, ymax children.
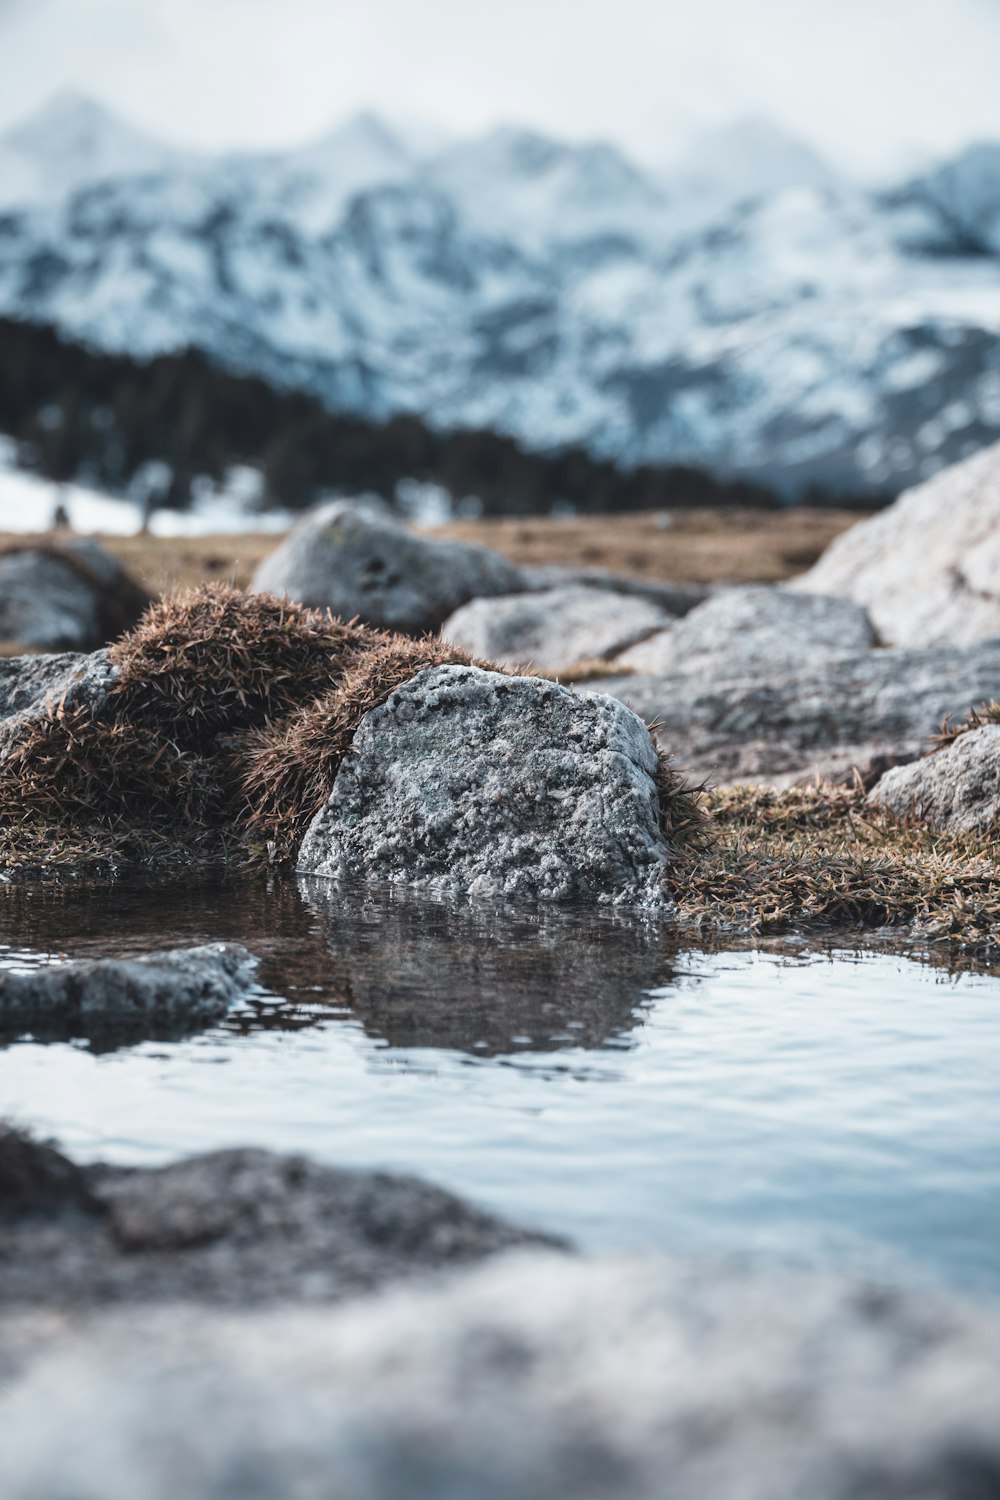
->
<box><xmin>669</xmin><ymin>116</ymin><xmax>839</xmax><ymax>203</ymax></box>
<box><xmin>0</xmin><ymin>89</ymin><xmax>180</xmax><ymax>207</ymax></box>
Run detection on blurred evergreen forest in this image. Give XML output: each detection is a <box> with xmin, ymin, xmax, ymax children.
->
<box><xmin>0</xmin><ymin>315</ymin><xmax>820</xmax><ymax>516</ymax></box>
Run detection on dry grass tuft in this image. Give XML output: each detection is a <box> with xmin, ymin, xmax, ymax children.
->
<box><xmin>0</xmin><ymin>702</ymin><xmax>222</xmax><ymax>828</ymax></box>
<box><xmin>240</xmin><ymin>634</ymin><xmax>477</xmax><ymax>858</ymax></box>
<box><xmin>108</xmin><ymin>585</ymin><xmax>366</xmax><ymax>743</ymax></box>
<box><xmin>671</xmin><ymin>783</ymin><xmax>1000</xmax><ymax>950</ymax></box>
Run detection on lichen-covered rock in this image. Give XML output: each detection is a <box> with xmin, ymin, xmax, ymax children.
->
<box><xmin>251</xmin><ymin>500</ymin><xmax>525</xmax><ymax>633</ymax></box>
<box><xmin>616</xmin><ymin>585</ymin><xmax>876</xmax><ymax>675</ymax></box>
<box><xmin>597</xmin><ymin>639</ymin><xmax>1000</xmax><ymax>788</ymax></box>
<box><xmin>0</xmin><ymin>540</ymin><xmax>147</xmax><ymax>652</ymax></box>
<box><xmin>1</xmin><ymin>1253</ymin><xmax>998</xmax><ymax>1500</ymax></box>
<box><xmin>868</xmin><ymin>723</ymin><xmax>1000</xmax><ymax>831</ymax></box>
<box><xmin>298</xmin><ymin>665</ymin><xmax>670</xmax><ymax>905</ymax></box>
<box><xmin>0</xmin><ymin>1136</ymin><xmax>557</xmax><ymax>1308</ymax></box>
<box><xmin>794</xmin><ymin>438</ymin><xmax>1000</xmax><ymax>646</ymax></box>
<box><xmin>441</xmin><ymin>586</ymin><xmax>671</xmax><ymax>672</ymax></box>
<box><xmin>0</xmin><ymin>943</ymin><xmax>258</xmax><ymax>1041</ymax></box>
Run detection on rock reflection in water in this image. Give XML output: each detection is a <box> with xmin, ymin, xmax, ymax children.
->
<box><xmin>297</xmin><ymin>877</ymin><xmax>679</xmax><ymax>1055</ymax></box>
<box><xmin>0</xmin><ymin>874</ymin><xmax>681</xmax><ymax>1057</ymax></box>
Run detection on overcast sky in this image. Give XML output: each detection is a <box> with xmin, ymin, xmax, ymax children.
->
<box><xmin>0</xmin><ymin>0</ymin><xmax>997</xmax><ymax>175</ymax></box>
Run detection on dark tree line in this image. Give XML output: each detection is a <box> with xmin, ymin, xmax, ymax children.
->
<box><xmin>0</xmin><ymin>315</ymin><xmax>795</xmax><ymax>516</ymax></box>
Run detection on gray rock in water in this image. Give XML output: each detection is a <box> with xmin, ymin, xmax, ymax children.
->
<box><xmin>251</xmin><ymin>500</ymin><xmax>526</xmax><ymax>633</ymax></box>
<box><xmin>298</xmin><ymin>664</ymin><xmax>670</xmax><ymax>905</ymax></box>
<box><xmin>0</xmin><ymin>1136</ymin><xmax>557</xmax><ymax>1310</ymax></box>
<box><xmin>0</xmin><ymin>1253</ymin><xmax>997</xmax><ymax>1500</ymax></box>
<box><xmin>596</xmin><ymin>639</ymin><xmax>1000</xmax><ymax>787</ymax></box>
<box><xmin>794</xmin><ymin>438</ymin><xmax>1000</xmax><ymax>646</ymax></box>
<box><xmin>0</xmin><ymin>943</ymin><xmax>258</xmax><ymax>1042</ymax></box>
<box><xmin>616</xmin><ymin>585</ymin><xmax>876</xmax><ymax>675</ymax></box>
<box><xmin>868</xmin><ymin>723</ymin><xmax>1000</xmax><ymax>832</ymax></box>
<box><xmin>441</xmin><ymin>586</ymin><xmax>671</xmax><ymax>672</ymax></box>
<box><xmin>0</xmin><ymin>540</ymin><xmax>146</xmax><ymax>652</ymax></box>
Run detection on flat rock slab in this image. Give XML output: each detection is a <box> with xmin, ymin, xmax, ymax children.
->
<box><xmin>795</xmin><ymin>438</ymin><xmax>1000</xmax><ymax>646</ymax></box>
<box><xmin>869</xmin><ymin>722</ymin><xmax>1000</xmax><ymax>832</ymax></box>
<box><xmin>0</xmin><ymin>1253</ymin><xmax>997</xmax><ymax>1500</ymax></box>
<box><xmin>616</xmin><ymin>584</ymin><xmax>876</xmax><ymax>675</ymax></box>
<box><xmin>596</xmin><ymin>639</ymin><xmax>1000</xmax><ymax>787</ymax></box>
<box><xmin>521</xmin><ymin>564</ymin><xmax>708</xmax><ymax>616</ymax></box>
<box><xmin>442</xmin><ymin>585</ymin><xmax>672</xmax><ymax>671</ymax></box>
<box><xmin>297</xmin><ymin>664</ymin><xmax>670</xmax><ymax>905</ymax></box>
<box><xmin>252</xmin><ymin>500</ymin><xmax>525</xmax><ymax>634</ymax></box>
<box><xmin>0</xmin><ymin>943</ymin><xmax>258</xmax><ymax>1043</ymax></box>
<box><xmin>0</xmin><ymin>1137</ymin><xmax>557</xmax><ymax>1309</ymax></box>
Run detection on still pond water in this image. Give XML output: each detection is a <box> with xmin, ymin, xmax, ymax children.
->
<box><xmin>1</xmin><ymin>875</ymin><xmax>998</xmax><ymax>1294</ymax></box>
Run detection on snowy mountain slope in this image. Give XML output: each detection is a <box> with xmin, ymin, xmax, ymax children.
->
<box><xmin>0</xmin><ymin>94</ymin><xmax>998</xmax><ymax>494</ymax></box>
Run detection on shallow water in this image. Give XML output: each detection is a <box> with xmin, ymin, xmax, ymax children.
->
<box><xmin>1</xmin><ymin>875</ymin><xmax>999</xmax><ymax>1294</ymax></box>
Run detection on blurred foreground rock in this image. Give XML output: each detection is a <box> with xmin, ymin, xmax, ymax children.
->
<box><xmin>869</xmin><ymin>722</ymin><xmax>1000</xmax><ymax>832</ymax></box>
<box><xmin>0</xmin><ymin>539</ymin><xmax>148</xmax><ymax>652</ymax></box>
<box><xmin>251</xmin><ymin>499</ymin><xmax>525</xmax><ymax>633</ymax></box>
<box><xmin>795</xmin><ymin>438</ymin><xmax>1000</xmax><ymax>646</ymax></box>
<box><xmin>298</xmin><ymin>664</ymin><xmax>670</xmax><ymax>904</ymax></box>
<box><xmin>0</xmin><ymin>1251</ymin><xmax>997</xmax><ymax>1500</ymax></box>
<box><xmin>0</xmin><ymin>1133</ymin><xmax>554</xmax><ymax>1310</ymax></box>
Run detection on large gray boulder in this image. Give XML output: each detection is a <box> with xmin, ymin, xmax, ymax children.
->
<box><xmin>616</xmin><ymin>585</ymin><xmax>876</xmax><ymax>675</ymax></box>
<box><xmin>0</xmin><ymin>540</ymin><xmax>146</xmax><ymax>652</ymax></box>
<box><xmin>251</xmin><ymin>500</ymin><xmax>526</xmax><ymax>633</ymax></box>
<box><xmin>794</xmin><ymin>438</ymin><xmax>1000</xmax><ymax>646</ymax></box>
<box><xmin>0</xmin><ymin>1135</ymin><xmax>555</xmax><ymax>1309</ymax></box>
<box><xmin>441</xmin><ymin>585</ymin><xmax>671</xmax><ymax>672</ymax></box>
<box><xmin>595</xmin><ymin>639</ymin><xmax>1000</xmax><ymax>787</ymax></box>
<box><xmin>868</xmin><ymin>722</ymin><xmax>1000</xmax><ymax>832</ymax></box>
<box><xmin>0</xmin><ymin>1253</ymin><xmax>997</xmax><ymax>1500</ymax></box>
<box><xmin>298</xmin><ymin>665</ymin><xmax>670</xmax><ymax>905</ymax></box>
<box><xmin>0</xmin><ymin>943</ymin><xmax>258</xmax><ymax>1043</ymax></box>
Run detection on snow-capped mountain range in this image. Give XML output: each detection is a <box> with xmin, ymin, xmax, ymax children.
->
<box><xmin>1</xmin><ymin>91</ymin><xmax>999</xmax><ymax>494</ymax></box>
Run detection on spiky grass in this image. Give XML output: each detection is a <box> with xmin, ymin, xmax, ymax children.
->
<box><xmin>108</xmin><ymin>586</ymin><xmax>366</xmax><ymax>742</ymax></box>
<box><xmin>670</xmin><ymin>783</ymin><xmax>1000</xmax><ymax>950</ymax></box>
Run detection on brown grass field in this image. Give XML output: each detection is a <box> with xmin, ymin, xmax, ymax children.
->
<box><xmin>0</xmin><ymin>504</ymin><xmax>869</xmax><ymax>601</ymax></box>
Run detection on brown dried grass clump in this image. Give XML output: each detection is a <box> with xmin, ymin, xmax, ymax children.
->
<box><xmin>108</xmin><ymin>586</ymin><xmax>368</xmax><ymax>743</ymax></box>
<box><xmin>671</xmin><ymin>782</ymin><xmax>1000</xmax><ymax>950</ymax></box>
<box><xmin>0</xmin><ymin>701</ymin><xmax>222</xmax><ymax>828</ymax></box>
<box><xmin>240</xmin><ymin>633</ymin><xmax>477</xmax><ymax>858</ymax></box>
